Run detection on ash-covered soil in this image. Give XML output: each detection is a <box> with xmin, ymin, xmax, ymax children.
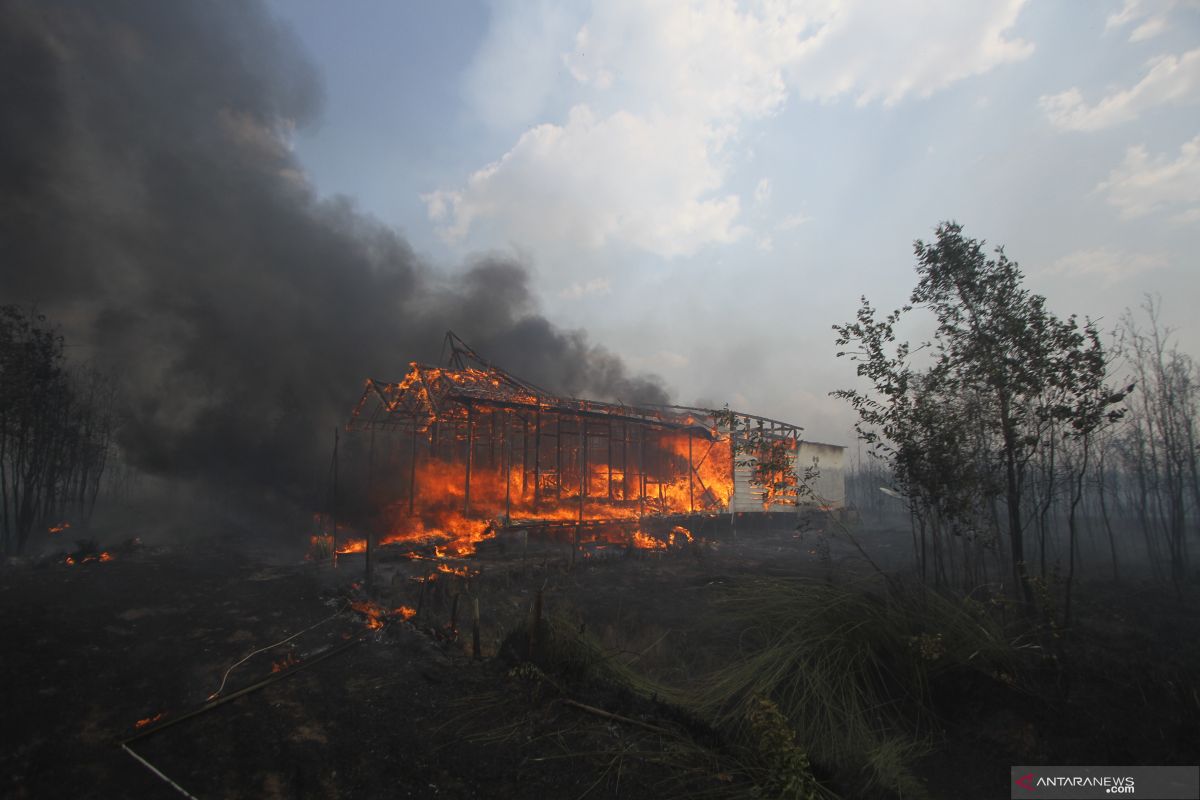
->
<box><xmin>2</xmin><ymin>523</ymin><xmax>1196</xmax><ymax>800</ymax></box>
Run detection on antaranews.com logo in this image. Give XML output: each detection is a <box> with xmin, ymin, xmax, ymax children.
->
<box><xmin>1010</xmin><ymin>766</ymin><xmax>1199</xmax><ymax>799</ymax></box>
<box><xmin>1014</xmin><ymin>772</ymin><xmax>1135</xmax><ymax>794</ymax></box>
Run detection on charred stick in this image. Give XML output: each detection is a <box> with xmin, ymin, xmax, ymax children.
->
<box><xmin>125</xmin><ymin>633</ymin><xmax>366</xmax><ymax>745</ymax></box>
<box><xmin>528</xmin><ymin>588</ymin><xmax>543</xmax><ymax>662</ymax></box>
<box><xmin>560</xmin><ymin>699</ymin><xmax>672</xmax><ymax>735</ymax></box>
<box><xmin>121</xmin><ymin>743</ymin><xmax>201</xmax><ymax>800</ymax></box>
<box><xmin>472</xmin><ymin>596</ymin><xmax>481</xmax><ymax>660</ymax></box>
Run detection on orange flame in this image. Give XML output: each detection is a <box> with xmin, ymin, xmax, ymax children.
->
<box><xmin>135</xmin><ymin>712</ymin><xmax>165</xmax><ymax>729</ymax></box>
<box><xmin>631</xmin><ymin>530</ymin><xmax>667</xmax><ymax>550</ymax></box>
<box><xmin>63</xmin><ymin>551</ymin><xmax>112</xmax><ymax>566</ymax></box>
<box><xmin>350</xmin><ymin>599</ymin><xmax>414</xmax><ymax>630</ymax></box>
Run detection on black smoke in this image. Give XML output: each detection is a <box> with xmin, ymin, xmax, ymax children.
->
<box><xmin>0</xmin><ymin>1</ymin><xmax>667</xmax><ymax>522</ymax></box>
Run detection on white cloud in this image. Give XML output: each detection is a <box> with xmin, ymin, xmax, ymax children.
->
<box><xmin>1105</xmin><ymin>0</ymin><xmax>1195</xmax><ymax>42</ymax></box>
<box><xmin>1047</xmin><ymin>247</ymin><xmax>1168</xmax><ymax>286</ymax></box>
<box><xmin>424</xmin><ymin>104</ymin><xmax>745</xmax><ymax>259</ymax></box>
<box><xmin>780</xmin><ymin>1</ymin><xmax>1033</xmax><ymax>107</ymax></box>
<box><xmin>431</xmin><ymin>1</ymin><xmax>1034</xmax><ymax>261</ymax></box>
<box><xmin>1040</xmin><ymin>48</ymin><xmax>1200</xmax><ymax>131</ymax></box>
<box><xmin>462</xmin><ymin>1</ymin><xmax>583</xmax><ymax>129</ymax></box>
<box><xmin>1097</xmin><ymin>134</ymin><xmax>1200</xmax><ymax>221</ymax></box>
<box><xmin>557</xmin><ymin>1</ymin><xmax>1032</xmax><ymax>111</ymax></box>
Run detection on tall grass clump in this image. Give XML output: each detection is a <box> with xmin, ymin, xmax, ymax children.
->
<box><xmin>689</xmin><ymin>576</ymin><xmax>1021</xmax><ymax>798</ymax></box>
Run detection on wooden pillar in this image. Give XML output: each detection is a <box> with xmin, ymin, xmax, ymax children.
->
<box><xmin>464</xmin><ymin>406</ymin><xmax>474</xmax><ymax>516</ymax></box>
<box><xmin>607</xmin><ymin>423</ymin><xmax>614</xmax><ymax>501</ymax></box>
<box><xmin>408</xmin><ymin>425</ymin><xmax>418</xmax><ymax>516</ymax></box>
<box><xmin>579</xmin><ymin>420</ymin><xmax>587</xmax><ymax>508</ymax></box>
<box><xmin>521</xmin><ymin>418</ymin><xmax>530</xmax><ymax>500</ymax></box>
<box><xmin>503</xmin><ymin>411</ymin><xmax>512</xmax><ymax>522</ymax></box>
<box><xmin>554</xmin><ymin>415</ymin><xmax>562</xmax><ymax>500</ymax></box>
<box><xmin>688</xmin><ymin>431</ymin><xmax>695</xmax><ymax>513</ymax></box>
<box><xmin>575</xmin><ymin>420</ymin><xmax>586</xmax><ymax>568</ymax></box>
<box><xmin>487</xmin><ymin>411</ymin><xmax>495</xmax><ymax>467</ymax></box>
<box><xmin>638</xmin><ymin>427</ymin><xmax>646</xmax><ymax>519</ymax></box>
<box><xmin>534</xmin><ymin>409</ymin><xmax>542</xmax><ymax>510</ymax></box>
<box><xmin>366</xmin><ymin>428</ymin><xmax>375</xmax><ymax>588</ymax></box>
<box><xmin>622</xmin><ymin>424</ymin><xmax>630</xmax><ymax>502</ymax></box>
<box><xmin>331</xmin><ymin>427</ymin><xmax>339</xmax><ymax>567</ymax></box>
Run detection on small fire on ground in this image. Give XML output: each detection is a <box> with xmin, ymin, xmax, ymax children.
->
<box><xmin>62</xmin><ymin>551</ymin><xmax>113</xmax><ymax>566</ymax></box>
<box><xmin>350</xmin><ymin>599</ymin><xmax>416</xmax><ymax>630</ymax></box>
<box><xmin>134</xmin><ymin>712</ymin><xmax>165</xmax><ymax>730</ymax></box>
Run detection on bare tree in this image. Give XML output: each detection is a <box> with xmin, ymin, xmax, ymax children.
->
<box><xmin>1117</xmin><ymin>298</ymin><xmax>1198</xmax><ymax>590</ymax></box>
<box><xmin>0</xmin><ymin>306</ymin><xmax>118</xmax><ymax>556</ymax></box>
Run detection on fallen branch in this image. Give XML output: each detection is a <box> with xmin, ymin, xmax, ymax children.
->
<box><xmin>560</xmin><ymin>698</ymin><xmax>672</xmax><ymax>735</ymax></box>
<box><xmin>121</xmin><ymin>743</ymin><xmax>201</xmax><ymax>800</ymax></box>
<box><xmin>206</xmin><ymin>606</ymin><xmax>346</xmax><ymax>700</ymax></box>
<box><xmin>124</xmin><ymin>632</ymin><xmax>366</xmax><ymax>745</ymax></box>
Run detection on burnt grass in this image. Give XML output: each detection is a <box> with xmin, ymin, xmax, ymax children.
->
<box><xmin>2</xmin><ymin>522</ymin><xmax>1198</xmax><ymax>800</ymax></box>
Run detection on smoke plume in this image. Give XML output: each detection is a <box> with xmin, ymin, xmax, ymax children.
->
<box><xmin>0</xmin><ymin>0</ymin><xmax>667</xmax><ymax>519</ymax></box>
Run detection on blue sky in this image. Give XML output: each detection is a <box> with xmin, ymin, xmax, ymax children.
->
<box><xmin>268</xmin><ymin>0</ymin><xmax>1199</xmax><ymax>443</ymax></box>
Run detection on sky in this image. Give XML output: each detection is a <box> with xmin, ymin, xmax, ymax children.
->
<box><xmin>271</xmin><ymin>0</ymin><xmax>1199</xmax><ymax>445</ymax></box>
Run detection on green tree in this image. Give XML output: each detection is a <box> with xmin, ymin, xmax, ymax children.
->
<box><xmin>834</xmin><ymin>223</ymin><xmax>1127</xmax><ymax>603</ymax></box>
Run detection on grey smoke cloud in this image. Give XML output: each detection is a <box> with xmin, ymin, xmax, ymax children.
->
<box><xmin>0</xmin><ymin>0</ymin><xmax>667</xmax><ymax>516</ymax></box>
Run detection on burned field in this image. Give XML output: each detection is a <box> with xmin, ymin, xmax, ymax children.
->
<box><xmin>3</xmin><ymin>341</ymin><xmax>1200</xmax><ymax>800</ymax></box>
<box><xmin>4</xmin><ymin>518</ymin><xmax>1198</xmax><ymax>800</ymax></box>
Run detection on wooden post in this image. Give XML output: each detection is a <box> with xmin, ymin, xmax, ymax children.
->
<box><xmin>415</xmin><ymin>576</ymin><xmax>427</xmax><ymax>624</ymax></box>
<box><xmin>607</xmin><ymin>423</ymin><xmax>614</xmax><ymax>501</ymax></box>
<box><xmin>638</xmin><ymin>428</ymin><xmax>646</xmax><ymax>520</ymax></box>
<box><xmin>521</xmin><ymin>418</ymin><xmax>529</xmax><ymax>500</ymax></box>
<box><xmin>450</xmin><ymin>592</ymin><xmax>460</xmax><ymax>637</ymax></box>
<box><xmin>408</xmin><ymin>425</ymin><xmax>418</xmax><ymax>516</ymax></box>
<box><xmin>534</xmin><ymin>410</ymin><xmax>542</xmax><ymax>510</ymax></box>
<box><xmin>688</xmin><ymin>431</ymin><xmax>694</xmax><ymax>514</ymax></box>
<box><xmin>503</xmin><ymin>411</ymin><xmax>512</xmax><ymax>522</ymax></box>
<box><xmin>464</xmin><ymin>405</ymin><xmax>474</xmax><ymax>516</ymax></box>
<box><xmin>472</xmin><ymin>596</ymin><xmax>481</xmax><ymax>660</ymax></box>
<box><xmin>366</xmin><ymin>428</ymin><xmax>375</xmax><ymax>589</ymax></box>
<box><xmin>489</xmin><ymin>410</ymin><xmax>497</xmax><ymax>467</ymax></box>
<box><xmin>622</xmin><ymin>424</ymin><xmax>630</xmax><ymax>502</ymax></box>
<box><xmin>576</xmin><ymin>420</ymin><xmax>586</xmax><ymax>568</ymax></box>
<box><xmin>331</xmin><ymin>427</ymin><xmax>339</xmax><ymax>568</ymax></box>
<box><xmin>580</xmin><ymin>420</ymin><xmax>588</xmax><ymax>502</ymax></box>
<box><xmin>528</xmin><ymin>588</ymin><xmax>543</xmax><ymax>661</ymax></box>
<box><xmin>554</xmin><ymin>415</ymin><xmax>562</xmax><ymax>500</ymax></box>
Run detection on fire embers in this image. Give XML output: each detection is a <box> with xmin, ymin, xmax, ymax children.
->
<box><xmin>628</xmin><ymin>524</ymin><xmax>694</xmax><ymax>551</ymax></box>
<box><xmin>134</xmin><ymin>712</ymin><xmax>165</xmax><ymax>730</ymax></box>
<box><xmin>349</xmin><ymin>599</ymin><xmax>415</xmax><ymax>631</ymax></box>
<box><xmin>62</xmin><ymin>551</ymin><xmax>113</xmax><ymax>566</ymax></box>
<box><xmin>51</xmin><ymin>536</ymin><xmax>141</xmax><ymax>567</ymax></box>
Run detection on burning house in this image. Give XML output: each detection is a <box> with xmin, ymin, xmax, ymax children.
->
<box><xmin>341</xmin><ymin>334</ymin><xmax>843</xmax><ymax>556</ymax></box>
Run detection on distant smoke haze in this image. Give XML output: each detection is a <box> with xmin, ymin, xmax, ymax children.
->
<box><xmin>0</xmin><ymin>1</ymin><xmax>667</xmax><ymax>524</ymax></box>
